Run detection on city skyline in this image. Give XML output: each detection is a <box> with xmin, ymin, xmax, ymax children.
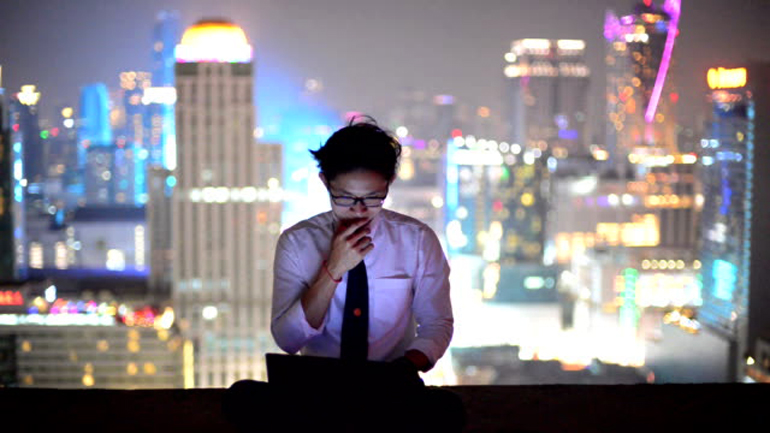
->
<box><xmin>1</xmin><ymin>0</ymin><xmax>769</xmax><ymax>131</ymax></box>
<box><xmin>2</xmin><ymin>0</ymin><xmax>769</xmax><ymax>388</ymax></box>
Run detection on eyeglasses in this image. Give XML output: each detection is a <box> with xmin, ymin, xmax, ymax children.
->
<box><xmin>329</xmin><ymin>192</ymin><xmax>388</xmax><ymax>207</ymax></box>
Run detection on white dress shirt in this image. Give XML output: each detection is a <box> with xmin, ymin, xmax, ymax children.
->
<box><xmin>271</xmin><ymin>209</ymin><xmax>453</xmax><ymax>366</ymax></box>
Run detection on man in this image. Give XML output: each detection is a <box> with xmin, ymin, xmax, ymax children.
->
<box><xmin>271</xmin><ymin>117</ymin><xmax>453</xmax><ymax>372</ymax></box>
<box><xmin>224</xmin><ymin>118</ymin><xmax>463</xmax><ymax>433</ymax></box>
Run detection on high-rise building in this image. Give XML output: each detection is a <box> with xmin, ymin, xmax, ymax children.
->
<box><xmin>78</xmin><ymin>83</ymin><xmax>112</xmax><ymax>173</ymax></box>
<box><xmin>1</xmin><ymin>71</ymin><xmax>27</xmax><ymax>280</ymax></box>
<box><xmin>149</xmin><ymin>10</ymin><xmax>181</xmax><ymax>171</ymax></box>
<box><xmin>698</xmin><ymin>64</ymin><xmax>770</xmax><ymax>380</ymax></box>
<box><xmin>116</xmin><ymin>71</ymin><xmax>151</xmax><ymax>205</ymax></box>
<box><xmin>604</xmin><ymin>0</ymin><xmax>682</xmax><ymax>164</ymax></box>
<box><xmin>11</xmin><ymin>86</ymin><xmax>45</xmax><ymax>189</ymax></box>
<box><xmin>147</xmin><ymin>166</ymin><xmax>173</xmax><ymax>302</ymax></box>
<box><xmin>445</xmin><ymin>134</ymin><xmax>557</xmax><ymax>302</ymax></box>
<box><xmin>174</xmin><ymin>19</ymin><xmax>282</xmax><ymax>387</ymax></box>
<box><xmin>503</xmin><ymin>39</ymin><xmax>590</xmax><ymax>158</ymax></box>
<box><xmin>82</xmin><ymin>142</ymin><xmax>140</xmax><ymax>206</ymax></box>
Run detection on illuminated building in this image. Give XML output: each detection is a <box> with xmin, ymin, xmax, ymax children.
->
<box><xmin>447</xmin><ymin>135</ymin><xmax>550</xmax><ymax>264</ymax></box>
<box><xmin>698</xmin><ymin>63</ymin><xmax>770</xmax><ymax>379</ymax></box>
<box><xmin>445</xmin><ymin>135</ymin><xmax>557</xmax><ymax>302</ymax></box>
<box><xmin>150</xmin><ymin>10</ymin><xmax>180</xmax><ymax>170</ymax></box>
<box><xmin>0</xmin><ymin>282</ymin><xmax>184</xmax><ymax>388</ymax></box>
<box><xmin>503</xmin><ymin>39</ymin><xmax>590</xmax><ymax>158</ymax></box>
<box><xmin>147</xmin><ymin>166</ymin><xmax>173</xmax><ymax>301</ymax></box>
<box><xmin>116</xmin><ymin>71</ymin><xmax>151</xmax><ymax>205</ymax></box>
<box><xmin>12</xmin><ymin>85</ymin><xmax>45</xmax><ymax>187</ymax></box>
<box><xmin>83</xmin><ymin>144</ymin><xmax>137</xmax><ymax>206</ymax></box>
<box><xmin>44</xmin><ymin>106</ymin><xmax>80</xmax><ymax>201</ymax></box>
<box><xmin>78</xmin><ymin>83</ymin><xmax>112</xmax><ymax>152</ymax></box>
<box><xmin>604</xmin><ymin>0</ymin><xmax>681</xmax><ymax>163</ymax></box>
<box><xmin>389</xmin><ymin>96</ymin><xmax>458</xmax><ymax>234</ymax></box>
<box><xmin>22</xmin><ymin>207</ymin><xmax>147</xmax><ymax>273</ymax></box>
<box><xmin>548</xmin><ymin>174</ymin><xmax>701</xmax><ymax>316</ymax></box>
<box><xmin>174</xmin><ymin>19</ymin><xmax>282</xmax><ymax>387</ymax></box>
<box><xmin>1</xmin><ymin>73</ymin><xmax>27</xmax><ymax>280</ymax></box>
<box><xmin>389</xmin><ymin>137</ymin><xmax>446</xmax><ymax>235</ymax></box>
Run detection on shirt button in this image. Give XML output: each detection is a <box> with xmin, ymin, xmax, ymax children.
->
<box><xmin>353</xmin><ymin>308</ymin><xmax>362</xmax><ymax>317</ymax></box>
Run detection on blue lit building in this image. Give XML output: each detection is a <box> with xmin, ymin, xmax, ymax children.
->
<box><xmin>115</xmin><ymin>71</ymin><xmax>151</xmax><ymax>205</ymax></box>
<box><xmin>150</xmin><ymin>10</ymin><xmax>180</xmax><ymax>171</ymax></box>
<box><xmin>698</xmin><ymin>63</ymin><xmax>770</xmax><ymax>379</ymax></box>
<box><xmin>78</xmin><ymin>83</ymin><xmax>112</xmax><ymax>168</ymax></box>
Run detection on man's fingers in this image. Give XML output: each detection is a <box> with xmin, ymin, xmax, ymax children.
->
<box><xmin>340</xmin><ymin>218</ymin><xmax>370</xmax><ymax>237</ymax></box>
<box><xmin>344</xmin><ymin>226</ymin><xmax>371</xmax><ymax>244</ymax></box>
<box><xmin>360</xmin><ymin>242</ymin><xmax>375</xmax><ymax>255</ymax></box>
<box><xmin>353</xmin><ymin>236</ymin><xmax>372</xmax><ymax>249</ymax></box>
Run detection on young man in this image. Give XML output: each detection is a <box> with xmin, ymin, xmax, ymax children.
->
<box><xmin>224</xmin><ymin>118</ymin><xmax>463</xmax><ymax>433</ymax></box>
<box><xmin>271</xmin><ymin>117</ymin><xmax>453</xmax><ymax>372</ymax></box>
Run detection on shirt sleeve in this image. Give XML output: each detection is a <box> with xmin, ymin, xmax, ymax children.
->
<box><xmin>270</xmin><ymin>231</ymin><xmax>326</xmax><ymax>354</ymax></box>
<box><xmin>407</xmin><ymin>226</ymin><xmax>453</xmax><ymax>367</ymax></box>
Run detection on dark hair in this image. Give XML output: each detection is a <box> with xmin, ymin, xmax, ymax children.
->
<box><xmin>310</xmin><ymin>116</ymin><xmax>402</xmax><ymax>182</ymax></box>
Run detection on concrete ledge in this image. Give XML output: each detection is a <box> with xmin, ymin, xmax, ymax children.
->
<box><xmin>1</xmin><ymin>384</ymin><xmax>766</xmax><ymax>431</ymax></box>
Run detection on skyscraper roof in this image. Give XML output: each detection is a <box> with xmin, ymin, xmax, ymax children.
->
<box><xmin>175</xmin><ymin>19</ymin><xmax>252</xmax><ymax>63</ymax></box>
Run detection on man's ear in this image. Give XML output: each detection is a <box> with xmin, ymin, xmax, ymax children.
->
<box><xmin>319</xmin><ymin>172</ymin><xmax>329</xmax><ymax>188</ymax></box>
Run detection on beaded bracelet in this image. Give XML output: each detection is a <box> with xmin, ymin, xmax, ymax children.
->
<box><xmin>322</xmin><ymin>260</ymin><xmax>342</xmax><ymax>283</ymax></box>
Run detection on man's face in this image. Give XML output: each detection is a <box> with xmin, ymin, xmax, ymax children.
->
<box><xmin>321</xmin><ymin>170</ymin><xmax>390</xmax><ymax>224</ymax></box>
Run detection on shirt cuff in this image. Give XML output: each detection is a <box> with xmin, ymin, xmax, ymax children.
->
<box><xmin>406</xmin><ymin>339</ymin><xmax>443</xmax><ymax>368</ymax></box>
<box><xmin>285</xmin><ymin>299</ymin><xmax>326</xmax><ymax>339</ymax></box>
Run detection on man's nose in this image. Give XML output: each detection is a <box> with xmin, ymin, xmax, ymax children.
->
<box><xmin>350</xmin><ymin>201</ymin><xmax>368</xmax><ymax>214</ymax></box>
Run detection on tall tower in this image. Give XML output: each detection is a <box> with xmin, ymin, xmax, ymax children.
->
<box><xmin>173</xmin><ymin>19</ymin><xmax>282</xmax><ymax>387</ymax></box>
<box><xmin>150</xmin><ymin>10</ymin><xmax>181</xmax><ymax>170</ymax></box>
<box><xmin>13</xmin><ymin>86</ymin><xmax>45</xmax><ymax>188</ymax></box>
<box><xmin>698</xmin><ymin>64</ymin><xmax>770</xmax><ymax>380</ymax></box>
<box><xmin>78</xmin><ymin>84</ymin><xmax>112</xmax><ymax>167</ymax></box>
<box><xmin>0</xmin><ymin>69</ymin><xmax>27</xmax><ymax>280</ymax></box>
<box><xmin>604</xmin><ymin>0</ymin><xmax>682</xmax><ymax>164</ymax></box>
<box><xmin>503</xmin><ymin>39</ymin><xmax>590</xmax><ymax>157</ymax></box>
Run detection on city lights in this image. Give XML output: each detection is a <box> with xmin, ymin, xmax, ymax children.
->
<box><xmin>175</xmin><ymin>21</ymin><xmax>253</xmax><ymax>63</ymax></box>
<box><xmin>17</xmin><ymin>85</ymin><xmax>40</xmax><ymax>105</ymax></box>
<box><xmin>707</xmin><ymin>67</ymin><xmax>747</xmax><ymax>90</ymax></box>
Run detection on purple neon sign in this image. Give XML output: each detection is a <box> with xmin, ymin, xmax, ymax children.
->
<box><xmin>645</xmin><ymin>0</ymin><xmax>681</xmax><ymax>124</ymax></box>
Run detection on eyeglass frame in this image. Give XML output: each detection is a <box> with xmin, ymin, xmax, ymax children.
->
<box><xmin>327</xmin><ymin>187</ymin><xmax>389</xmax><ymax>208</ymax></box>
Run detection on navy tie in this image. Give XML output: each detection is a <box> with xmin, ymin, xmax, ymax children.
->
<box><xmin>341</xmin><ymin>260</ymin><xmax>369</xmax><ymax>360</ymax></box>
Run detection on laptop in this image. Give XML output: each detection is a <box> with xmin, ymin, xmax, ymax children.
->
<box><xmin>265</xmin><ymin>353</ymin><xmax>420</xmax><ymax>392</ymax></box>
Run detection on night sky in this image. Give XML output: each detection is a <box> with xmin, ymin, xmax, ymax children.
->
<box><xmin>1</xmin><ymin>0</ymin><xmax>769</xmax><ymax>133</ymax></box>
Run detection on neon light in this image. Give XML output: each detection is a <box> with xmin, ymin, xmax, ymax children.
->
<box><xmin>707</xmin><ymin>67</ymin><xmax>747</xmax><ymax>90</ymax></box>
<box><xmin>142</xmin><ymin>87</ymin><xmax>177</xmax><ymax>105</ymax></box>
<box><xmin>0</xmin><ymin>291</ymin><xmax>24</xmax><ymax>306</ymax></box>
<box><xmin>645</xmin><ymin>0</ymin><xmax>681</xmax><ymax>124</ymax></box>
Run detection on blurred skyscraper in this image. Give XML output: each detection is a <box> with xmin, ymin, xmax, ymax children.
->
<box><xmin>78</xmin><ymin>83</ymin><xmax>113</xmax><ymax>151</ymax></box>
<box><xmin>604</xmin><ymin>0</ymin><xmax>681</xmax><ymax>167</ymax></box>
<box><xmin>150</xmin><ymin>10</ymin><xmax>180</xmax><ymax>171</ymax></box>
<box><xmin>116</xmin><ymin>71</ymin><xmax>151</xmax><ymax>205</ymax></box>
<box><xmin>503</xmin><ymin>39</ymin><xmax>590</xmax><ymax>158</ymax></box>
<box><xmin>0</xmin><ymin>69</ymin><xmax>27</xmax><ymax>280</ymax></box>
<box><xmin>698</xmin><ymin>64</ymin><xmax>770</xmax><ymax>380</ymax></box>
<box><xmin>12</xmin><ymin>86</ymin><xmax>45</xmax><ymax>192</ymax></box>
<box><xmin>147</xmin><ymin>166</ymin><xmax>173</xmax><ymax>303</ymax></box>
<box><xmin>173</xmin><ymin>19</ymin><xmax>282</xmax><ymax>387</ymax></box>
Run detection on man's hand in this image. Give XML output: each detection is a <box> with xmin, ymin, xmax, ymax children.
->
<box><xmin>391</xmin><ymin>356</ymin><xmax>425</xmax><ymax>391</ymax></box>
<box><xmin>326</xmin><ymin>218</ymin><xmax>374</xmax><ymax>279</ymax></box>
